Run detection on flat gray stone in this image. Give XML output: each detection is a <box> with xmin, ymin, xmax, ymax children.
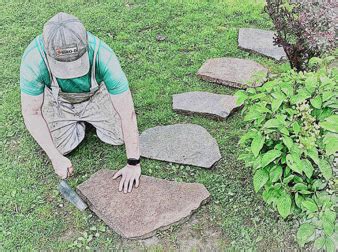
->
<box><xmin>77</xmin><ymin>169</ymin><xmax>210</xmax><ymax>239</ymax></box>
<box><xmin>172</xmin><ymin>91</ymin><xmax>240</xmax><ymax>119</ymax></box>
<box><xmin>197</xmin><ymin>57</ymin><xmax>268</xmax><ymax>89</ymax></box>
<box><xmin>140</xmin><ymin>124</ymin><xmax>221</xmax><ymax>168</ymax></box>
<box><xmin>238</xmin><ymin>28</ymin><xmax>287</xmax><ymax>61</ymax></box>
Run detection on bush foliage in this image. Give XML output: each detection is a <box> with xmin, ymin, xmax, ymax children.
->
<box><xmin>236</xmin><ymin>56</ymin><xmax>337</xmax><ymax>250</ymax></box>
<box><xmin>265</xmin><ymin>0</ymin><xmax>335</xmax><ymax>71</ymax></box>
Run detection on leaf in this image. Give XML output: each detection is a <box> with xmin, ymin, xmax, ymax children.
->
<box><xmin>239</xmin><ymin>130</ymin><xmax>257</xmax><ymax>145</ymax></box>
<box><xmin>253</xmin><ymin>169</ymin><xmax>269</xmax><ymax>193</ymax></box>
<box><xmin>301</xmin><ymin>159</ymin><xmax>314</xmax><ymax>179</ymax></box>
<box><xmin>325</xmin><ymin>237</ymin><xmax>335</xmax><ymax>252</ymax></box>
<box><xmin>286</xmin><ymin>154</ymin><xmax>302</xmax><ymax>174</ymax></box>
<box><xmin>280</xmin><ymin>127</ymin><xmax>289</xmax><ymax>136</ymax></box>
<box><xmin>319</xmin><ymin>159</ymin><xmax>333</xmax><ymax>180</ymax></box>
<box><xmin>323</xmin><ymin>133</ymin><xmax>338</xmax><ymax>155</ymax></box>
<box><xmin>295</xmin><ymin>193</ymin><xmax>304</xmax><ymax>208</ymax></box>
<box><xmin>310</xmin><ymin>95</ymin><xmax>322</xmax><ymax>109</ymax></box>
<box><xmin>283</xmin><ymin>174</ymin><xmax>295</xmax><ymax>184</ymax></box>
<box><xmin>321</xmin><ymin>209</ymin><xmax>336</xmax><ymax>236</ymax></box>
<box><xmin>264</xmin><ymin>119</ymin><xmax>281</xmax><ymax>129</ymax></box>
<box><xmin>296</xmin><ymin>223</ymin><xmax>315</xmax><ymax>247</ymax></box>
<box><xmin>282</xmin><ymin>136</ymin><xmax>293</xmax><ymax>150</ymax></box>
<box><xmin>312</xmin><ymin>179</ymin><xmax>327</xmax><ymax>190</ymax></box>
<box><xmin>292</xmin><ymin>122</ymin><xmax>301</xmax><ymax>134</ymax></box>
<box><xmin>280</xmin><ymin>81</ymin><xmax>293</xmax><ymax>97</ymax></box>
<box><xmin>322</xmin><ymin>217</ymin><xmax>335</xmax><ymax>236</ymax></box>
<box><xmin>322</xmin><ymin>91</ymin><xmax>333</xmax><ymax>102</ymax></box>
<box><xmin>307</xmin><ymin>148</ymin><xmax>319</xmax><ymax>165</ymax></box>
<box><xmin>269</xmin><ymin>165</ymin><xmax>282</xmax><ymax>183</ymax></box>
<box><xmin>304</xmin><ymin>75</ymin><xmax>317</xmax><ymax>94</ymax></box>
<box><xmin>293</xmin><ymin>183</ymin><xmax>308</xmax><ymax>191</ymax></box>
<box><xmin>322</xmin><ymin>209</ymin><xmax>336</xmax><ymax>223</ymax></box>
<box><xmin>290</xmin><ymin>89</ymin><xmax>311</xmax><ymax>105</ymax></box>
<box><xmin>313</xmin><ymin>236</ymin><xmax>325</xmax><ymax>249</ymax></box>
<box><xmin>276</xmin><ymin>192</ymin><xmax>291</xmax><ymax>219</ymax></box>
<box><xmin>302</xmin><ymin>199</ymin><xmax>318</xmax><ymax>212</ymax></box>
<box><xmin>320</xmin><ymin>115</ymin><xmax>338</xmax><ymax>133</ymax></box>
<box><xmin>235</xmin><ymin>90</ymin><xmax>248</xmax><ymax>106</ymax></box>
<box><xmin>251</xmin><ymin>133</ymin><xmax>265</xmax><ymax>158</ymax></box>
<box><xmin>244</xmin><ymin>110</ymin><xmax>263</xmax><ymax>122</ymax></box>
<box><xmin>271</xmin><ymin>92</ymin><xmax>285</xmax><ymax>112</ymax></box>
<box><xmin>260</xmin><ymin>150</ymin><xmax>282</xmax><ymax>168</ymax></box>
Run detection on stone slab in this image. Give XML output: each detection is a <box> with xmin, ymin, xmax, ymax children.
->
<box><xmin>76</xmin><ymin>169</ymin><xmax>211</xmax><ymax>239</ymax></box>
<box><xmin>238</xmin><ymin>28</ymin><xmax>287</xmax><ymax>61</ymax></box>
<box><xmin>172</xmin><ymin>91</ymin><xmax>240</xmax><ymax>119</ymax></box>
<box><xmin>197</xmin><ymin>57</ymin><xmax>268</xmax><ymax>89</ymax></box>
<box><xmin>140</xmin><ymin>124</ymin><xmax>221</xmax><ymax>168</ymax></box>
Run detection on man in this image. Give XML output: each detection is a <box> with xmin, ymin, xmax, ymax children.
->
<box><xmin>20</xmin><ymin>12</ymin><xmax>141</xmax><ymax>193</ymax></box>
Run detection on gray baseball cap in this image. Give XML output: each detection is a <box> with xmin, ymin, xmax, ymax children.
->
<box><xmin>43</xmin><ymin>12</ymin><xmax>89</xmax><ymax>79</ymax></box>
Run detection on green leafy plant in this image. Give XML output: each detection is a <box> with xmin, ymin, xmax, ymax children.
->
<box><xmin>235</xmin><ymin>56</ymin><xmax>337</xmax><ymax>250</ymax></box>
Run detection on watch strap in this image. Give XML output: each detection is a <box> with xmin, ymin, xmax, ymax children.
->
<box><xmin>127</xmin><ymin>158</ymin><xmax>140</xmax><ymax>166</ymax></box>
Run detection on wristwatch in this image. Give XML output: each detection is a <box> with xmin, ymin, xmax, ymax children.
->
<box><xmin>127</xmin><ymin>158</ymin><xmax>141</xmax><ymax>166</ymax></box>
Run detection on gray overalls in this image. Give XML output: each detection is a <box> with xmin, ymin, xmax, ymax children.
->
<box><xmin>37</xmin><ymin>38</ymin><xmax>124</xmax><ymax>155</ymax></box>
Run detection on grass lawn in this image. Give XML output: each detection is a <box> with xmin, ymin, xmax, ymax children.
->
<box><xmin>1</xmin><ymin>0</ymin><xmax>298</xmax><ymax>250</ymax></box>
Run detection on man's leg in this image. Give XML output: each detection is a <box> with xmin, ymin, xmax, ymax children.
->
<box><xmin>42</xmin><ymin>89</ymin><xmax>86</xmax><ymax>155</ymax></box>
<box><xmin>80</xmin><ymin>85</ymin><xmax>124</xmax><ymax>146</ymax></box>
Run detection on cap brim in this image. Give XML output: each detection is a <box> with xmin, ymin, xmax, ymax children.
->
<box><xmin>47</xmin><ymin>51</ymin><xmax>90</xmax><ymax>79</ymax></box>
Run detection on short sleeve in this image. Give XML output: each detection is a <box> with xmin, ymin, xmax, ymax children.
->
<box><xmin>20</xmin><ymin>38</ymin><xmax>46</xmax><ymax>96</ymax></box>
<box><xmin>96</xmin><ymin>40</ymin><xmax>129</xmax><ymax>95</ymax></box>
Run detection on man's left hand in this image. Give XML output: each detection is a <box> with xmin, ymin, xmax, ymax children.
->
<box><xmin>112</xmin><ymin>164</ymin><xmax>141</xmax><ymax>193</ymax></box>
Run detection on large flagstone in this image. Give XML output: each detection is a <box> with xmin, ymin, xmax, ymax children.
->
<box><xmin>77</xmin><ymin>169</ymin><xmax>210</xmax><ymax>239</ymax></box>
<box><xmin>197</xmin><ymin>57</ymin><xmax>268</xmax><ymax>89</ymax></box>
<box><xmin>238</xmin><ymin>28</ymin><xmax>287</xmax><ymax>61</ymax></box>
<box><xmin>172</xmin><ymin>91</ymin><xmax>239</xmax><ymax>119</ymax></box>
<box><xmin>140</xmin><ymin>124</ymin><xmax>221</xmax><ymax>168</ymax></box>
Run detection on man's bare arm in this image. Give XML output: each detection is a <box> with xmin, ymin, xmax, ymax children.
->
<box><xmin>109</xmin><ymin>89</ymin><xmax>140</xmax><ymax>159</ymax></box>
<box><xmin>21</xmin><ymin>93</ymin><xmax>72</xmax><ymax>178</ymax></box>
<box><xmin>110</xmin><ymin>89</ymin><xmax>141</xmax><ymax>193</ymax></box>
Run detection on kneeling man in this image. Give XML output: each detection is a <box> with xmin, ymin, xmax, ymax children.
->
<box><xmin>20</xmin><ymin>12</ymin><xmax>140</xmax><ymax>193</ymax></box>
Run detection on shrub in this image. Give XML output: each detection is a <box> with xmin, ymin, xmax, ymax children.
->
<box><xmin>235</xmin><ymin>56</ymin><xmax>337</xmax><ymax>250</ymax></box>
<box><xmin>265</xmin><ymin>0</ymin><xmax>335</xmax><ymax>72</ymax></box>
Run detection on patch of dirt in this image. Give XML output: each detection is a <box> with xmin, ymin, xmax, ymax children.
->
<box><xmin>59</xmin><ymin>228</ymin><xmax>79</xmax><ymax>242</ymax></box>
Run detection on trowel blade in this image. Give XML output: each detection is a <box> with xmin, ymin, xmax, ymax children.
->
<box><xmin>58</xmin><ymin>180</ymin><xmax>87</xmax><ymax>211</ymax></box>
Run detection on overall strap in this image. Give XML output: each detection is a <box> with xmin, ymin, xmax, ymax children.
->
<box><xmin>36</xmin><ymin>36</ymin><xmax>60</xmax><ymax>102</ymax></box>
<box><xmin>90</xmin><ymin>38</ymin><xmax>100</xmax><ymax>93</ymax></box>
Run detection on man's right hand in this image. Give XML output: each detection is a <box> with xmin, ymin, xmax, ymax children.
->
<box><xmin>51</xmin><ymin>156</ymin><xmax>73</xmax><ymax>179</ymax></box>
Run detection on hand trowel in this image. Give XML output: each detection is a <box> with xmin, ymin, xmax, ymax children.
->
<box><xmin>58</xmin><ymin>180</ymin><xmax>87</xmax><ymax>211</ymax></box>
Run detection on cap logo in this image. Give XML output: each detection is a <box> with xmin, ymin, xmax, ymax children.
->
<box><xmin>55</xmin><ymin>44</ymin><xmax>78</xmax><ymax>56</ymax></box>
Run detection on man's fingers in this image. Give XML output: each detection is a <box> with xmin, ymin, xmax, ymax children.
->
<box><xmin>113</xmin><ymin>170</ymin><xmax>122</xmax><ymax>179</ymax></box>
<box><xmin>123</xmin><ymin>177</ymin><xmax>130</xmax><ymax>194</ymax></box>
<box><xmin>128</xmin><ymin>178</ymin><xmax>135</xmax><ymax>193</ymax></box>
<box><xmin>135</xmin><ymin>177</ymin><xmax>140</xmax><ymax>188</ymax></box>
<box><xmin>119</xmin><ymin>176</ymin><xmax>126</xmax><ymax>192</ymax></box>
<box><xmin>67</xmin><ymin>166</ymin><xmax>74</xmax><ymax>178</ymax></box>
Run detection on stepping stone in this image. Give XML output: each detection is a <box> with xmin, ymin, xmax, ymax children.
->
<box><xmin>140</xmin><ymin>124</ymin><xmax>221</xmax><ymax>168</ymax></box>
<box><xmin>77</xmin><ymin>169</ymin><xmax>210</xmax><ymax>239</ymax></box>
<box><xmin>172</xmin><ymin>91</ymin><xmax>240</xmax><ymax>119</ymax></box>
<box><xmin>238</xmin><ymin>28</ymin><xmax>287</xmax><ymax>61</ymax></box>
<box><xmin>197</xmin><ymin>57</ymin><xmax>268</xmax><ymax>89</ymax></box>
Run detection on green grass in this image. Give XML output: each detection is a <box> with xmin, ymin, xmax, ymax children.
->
<box><xmin>0</xmin><ymin>0</ymin><xmax>297</xmax><ymax>250</ymax></box>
